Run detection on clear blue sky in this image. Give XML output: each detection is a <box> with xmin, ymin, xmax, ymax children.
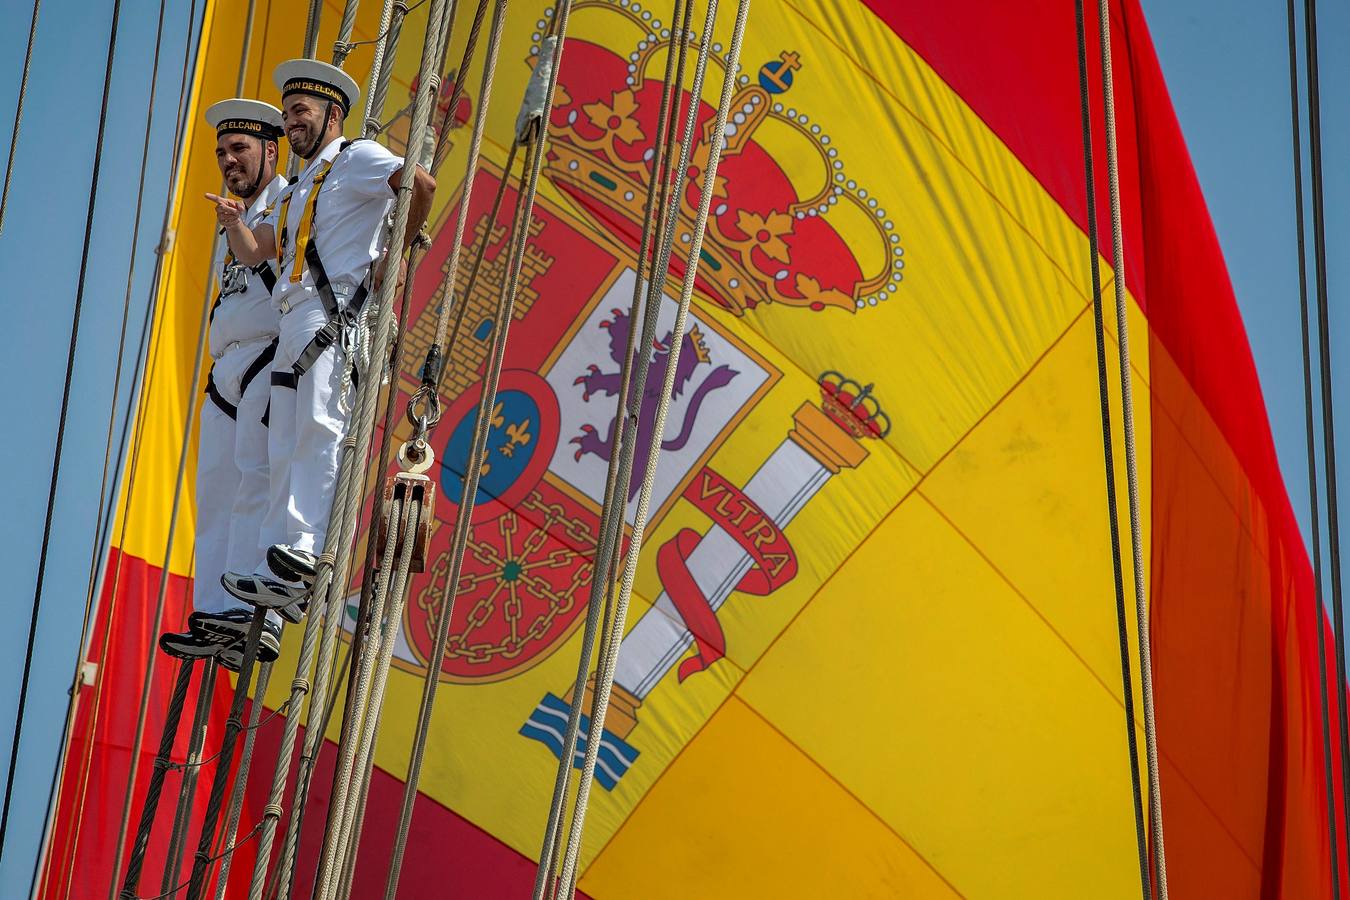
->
<box><xmin>0</xmin><ymin>0</ymin><xmax>1346</xmax><ymax>895</ymax></box>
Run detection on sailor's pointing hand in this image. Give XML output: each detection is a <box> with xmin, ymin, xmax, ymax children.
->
<box><xmin>205</xmin><ymin>192</ymin><xmax>245</xmax><ymax>228</ymax></box>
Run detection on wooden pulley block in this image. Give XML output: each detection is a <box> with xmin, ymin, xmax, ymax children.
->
<box><xmin>375</xmin><ymin>471</ymin><xmax>437</xmax><ymax>573</ymax></box>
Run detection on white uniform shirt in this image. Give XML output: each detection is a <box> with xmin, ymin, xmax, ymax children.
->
<box><xmin>267</xmin><ymin>136</ymin><xmax>403</xmax><ymax>313</ymax></box>
<box><xmin>210</xmin><ymin>174</ymin><xmax>287</xmax><ymax>355</ymax></box>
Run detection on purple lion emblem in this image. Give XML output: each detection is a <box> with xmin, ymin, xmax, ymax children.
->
<box><xmin>571</xmin><ymin>307</ymin><xmax>738</xmax><ymax>499</ymax></box>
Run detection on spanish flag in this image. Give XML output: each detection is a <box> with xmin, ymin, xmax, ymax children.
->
<box><xmin>42</xmin><ymin>1</ymin><xmax>1336</xmax><ymax>897</ymax></box>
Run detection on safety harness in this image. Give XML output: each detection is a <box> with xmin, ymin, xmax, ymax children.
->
<box><xmin>206</xmin><ymin>241</ymin><xmax>281</xmax><ymax>420</ymax></box>
<box><xmin>274</xmin><ymin>139</ymin><xmax>371</xmax><ymax>382</ymax></box>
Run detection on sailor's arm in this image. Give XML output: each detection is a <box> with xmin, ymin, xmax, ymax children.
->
<box><xmin>388</xmin><ymin>165</ymin><xmax>437</xmax><ymax>252</ymax></box>
<box><xmin>205</xmin><ymin>192</ymin><xmax>276</xmax><ymax>264</ymax></box>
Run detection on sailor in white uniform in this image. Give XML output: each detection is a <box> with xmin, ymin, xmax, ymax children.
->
<box><xmin>207</xmin><ymin>60</ymin><xmax>434</xmax><ymax>623</ymax></box>
<box><xmin>160</xmin><ymin>99</ymin><xmax>288</xmax><ymax>665</ymax></box>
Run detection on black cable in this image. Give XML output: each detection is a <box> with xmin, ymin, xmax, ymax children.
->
<box><xmin>0</xmin><ymin>0</ymin><xmax>124</xmax><ymax>864</ymax></box>
<box><xmin>1287</xmin><ymin>0</ymin><xmax>1344</xmax><ymax>891</ymax></box>
<box><xmin>1304</xmin><ymin>0</ymin><xmax>1350</xmax><ymax>870</ymax></box>
<box><xmin>0</xmin><ymin>0</ymin><xmax>42</xmax><ymax>234</ymax></box>
<box><xmin>1073</xmin><ymin>2</ymin><xmax>1150</xmax><ymax>896</ymax></box>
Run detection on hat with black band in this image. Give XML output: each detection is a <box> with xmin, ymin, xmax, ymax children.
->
<box><xmin>205</xmin><ymin>98</ymin><xmax>284</xmax><ymax>140</ymax></box>
<box><xmin>274</xmin><ymin>59</ymin><xmax>361</xmax><ymax>116</ymax></box>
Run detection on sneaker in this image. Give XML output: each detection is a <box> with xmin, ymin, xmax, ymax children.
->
<box><xmin>158</xmin><ymin>629</ymin><xmax>231</xmax><ymax>661</ymax></box>
<box><xmin>189</xmin><ymin>610</ymin><xmax>282</xmax><ymax>663</ymax></box>
<box><xmin>221</xmin><ymin>572</ymin><xmax>309</xmax><ymax>624</ymax></box>
<box><xmin>267</xmin><ymin>544</ymin><xmax>318</xmax><ymax>587</ymax></box>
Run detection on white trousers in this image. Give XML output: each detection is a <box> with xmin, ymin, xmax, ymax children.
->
<box><xmin>257</xmin><ymin>295</ymin><xmax>351</xmax><ymax>575</ymax></box>
<box><xmin>194</xmin><ymin>338</ymin><xmax>274</xmax><ymax>614</ymax></box>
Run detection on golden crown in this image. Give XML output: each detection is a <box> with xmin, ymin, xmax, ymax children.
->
<box><xmin>819</xmin><ymin>371</ymin><xmax>890</xmax><ymax>439</ymax></box>
<box><xmin>534</xmin><ymin>1</ymin><xmax>904</xmax><ymax>315</ymax></box>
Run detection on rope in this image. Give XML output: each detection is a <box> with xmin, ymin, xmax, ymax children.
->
<box><xmin>1095</xmin><ymin>1</ymin><xmax>1167</xmax><ymax>893</ymax></box>
<box><xmin>103</xmin><ymin>0</ymin><xmax>222</xmax><ymax>889</ymax></box>
<box><xmin>0</xmin><ymin>0</ymin><xmax>124</xmax><ymax>865</ymax></box>
<box><xmin>1304</xmin><ymin>1</ymin><xmax>1350</xmax><ymax>876</ymax></box>
<box><xmin>532</xmin><ymin>5</ymin><xmax>694</xmax><ymax>894</ymax></box>
<box><xmin>313</xmin><ymin>495</ymin><xmax>404</xmax><ymax>896</ymax></box>
<box><xmin>117</xmin><ymin>661</ymin><xmax>196</xmax><ymax>899</ymax></box>
<box><xmin>0</xmin><ymin>0</ymin><xmax>40</xmax><ymax>234</ymax></box>
<box><xmin>333</xmin><ymin>0</ymin><xmax>365</xmax><ymax>65</ymax></box>
<box><xmin>1072</xmin><ymin>2</ymin><xmax>1150</xmax><ymax>896</ymax></box>
<box><xmin>164</xmin><ymin>698</ymin><xmax>289</xmax><ymax>773</ymax></box>
<box><xmin>1286</xmin><ymin>0</ymin><xmax>1344</xmax><ymax>888</ymax></box>
<box><xmin>385</xmin><ymin>29</ymin><xmax>564</xmax><ymax>894</ymax></box>
<box><xmin>133</xmin><ymin>821</ymin><xmax>264</xmax><ymax>900</ymax></box>
<box><xmin>183</xmin><ymin>616</ymin><xmax>266</xmax><ymax>900</ymax></box>
<box><xmin>317</xmin><ymin>497</ymin><xmax>421</xmax><ymax>899</ymax></box>
<box><xmin>302</xmin><ymin>0</ymin><xmax>324</xmax><ymax>58</ymax></box>
<box><xmin>35</xmin><ymin>0</ymin><xmax>200</xmax><ymax>887</ymax></box>
<box><xmin>557</xmin><ymin>3</ymin><xmax>746</xmax><ymax>892</ymax></box>
<box><xmin>408</xmin><ymin>0</ymin><xmax>507</xmax><ymax>428</ymax></box>
<box><xmin>358</xmin><ymin>0</ymin><xmax>400</xmax><ymax>131</ymax></box>
<box><xmin>162</xmin><ymin>659</ymin><xmax>219</xmax><ymax>897</ymax></box>
<box><xmin>271</xmin><ymin>36</ymin><xmax>450</xmax><ymax>900</ymax></box>
<box><xmin>312</xmin><ymin>5</ymin><xmax>495</xmax><ymax>847</ymax></box>
<box><xmin>251</xmin><ymin>1</ymin><xmax>456</xmax><ymax>892</ymax></box>
<box><xmin>430</xmin><ymin>0</ymin><xmax>491</xmax><ymax>173</ymax></box>
<box><xmin>212</xmin><ymin>661</ymin><xmax>275</xmax><ymax>900</ymax></box>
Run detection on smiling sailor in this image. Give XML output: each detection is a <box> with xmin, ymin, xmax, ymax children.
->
<box><xmin>206</xmin><ymin>59</ymin><xmax>435</xmax><ymax>627</ymax></box>
<box><xmin>161</xmin><ymin>98</ymin><xmax>288</xmax><ymax>668</ymax></box>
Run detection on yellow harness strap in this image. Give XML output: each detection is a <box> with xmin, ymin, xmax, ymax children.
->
<box><xmin>279</xmin><ymin>160</ymin><xmax>335</xmax><ymax>284</ymax></box>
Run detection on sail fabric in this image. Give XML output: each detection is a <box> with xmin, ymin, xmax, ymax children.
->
<box><xmin>43</xmin><ymin>0</ymin><xmax>1335</xmax><ymax>897</ymax></box>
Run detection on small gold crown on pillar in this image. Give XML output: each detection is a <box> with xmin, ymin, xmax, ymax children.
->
<box><xmin>531</xmin><ymin>1</ymin><xmax>905</xmax><ymax>316</ymax></box>
<box><xmin>819</xmin><ymin>371</ymin><xmax>890</xmax><ymax>439</ymax></box>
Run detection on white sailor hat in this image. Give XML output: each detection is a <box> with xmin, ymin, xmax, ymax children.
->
<box><xmin>204</xmin><ymin>98</ymin><xmax>284</xmax><ymax>140</ymax></box>
<box><xmin>274</xmin><ymin>59</ymin><xmax>361</xmax><ymax>116</ymax></box>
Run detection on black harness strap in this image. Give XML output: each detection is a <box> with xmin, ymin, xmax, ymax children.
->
<box><xmin>291</xmin><ymin>238</ymin><xmax>369</xmax><ymax>378</ymax></box>
<box><xmin>240</xmin><ymin>337</ymin><xmax>277</xmax><ymax>396</ymax></box>
<box><xmin>255</xmin><ymin>261</ymin><xmax>278</xmax><ymax>295</ymax></box>
<box><xmin>205</xmin><ymin>371</ymin><xmax>237</xmax><ymax>420</ymax></box>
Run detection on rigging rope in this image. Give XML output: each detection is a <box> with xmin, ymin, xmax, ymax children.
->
<box><xmin>212</xmin><ymin>661</ymin><xmax>274</xmax><ymax>900</ymax></box>
<box><xmin>316</xmin><ymin>492</ymin><xmax>421</xmax><ymax>899</ymax></box>
<box><xmin>162</xmin><ymin>659</ymin><xmax>219</xmax><ymax>898</ymax></box>
<box><xmin>184</xmin><ymin>620</ymin><xmax>265</xmax><ymax>900</ymax></box>
<box><xmin>1072</xmin><ymin>2</ymin><xmax>1150</xmax><ymax>896</ymax></box>
<box><xmin>117</xmin><ymin>660</ymin><xmax>196</xmax><ymax>900</ymax></box>
<box><xmin>249</xmin><ymin>4</ymin><xmax>458</xmax><ymax>894</ymax></box>
<box><xmin>0</xmin><ymin>0</ymin><xmax>40</xmax><ymax>234</ymax></box>
<box><xmin>273</xmin><ymin>9</ymin><xmax>457</xmax><ymax>894</ymax></box>
<box><xmin>555</xmin><ymin>3</ymin><xmax>747</xmax><ymax>893</ymax></box>
<box><xmin>384</xmin><ymin>13</ymin><xmax>567</xmax><ymax>896</ymax></box>
<box><xmin>532</xmin><ymin>5</ymin><xmax>694</xmax><ymax>894</ymax></box>
<box><xmin>1094</xmin><ymin>0</ymin><xmax>1167</xmax><ymax>893</ymax></box>
<box><xmin>1286</xmin><ymin>0</ymin><xmax>1345</xmax><ymax>889</ymax></box>
<box><xmin>0</xmin><ymin>0</ymin><xmax>125</xmax><ymax>865</ymax></box>
<box><xmin>101</xmin><ymin>0</ymin><xmax>228</xmax><ymax>891</ymax></box>
<box><xmin>1303</xmin><ymin>1</ymin><xmax>1350</xmax><ymax>874</ymax></box>
<box><xmin>35</xmin><ymin>0</ymin><xmax>201</xmax><ymax>888</ymax></box>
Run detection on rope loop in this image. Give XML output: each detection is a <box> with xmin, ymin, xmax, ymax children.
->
<box><xmin>291</xmin><ymin>678</ymin><xmax>311</xmax><ymax>693</ymax></box>
<box><xmin>406</xmin><ymin>386</ymin><xmax>442</xmax><ymax>433</ymax></box>
<box><xmin>264</xmin><ymin>803</ymin><xmax>285</xmax><ymax>819</ymax></box>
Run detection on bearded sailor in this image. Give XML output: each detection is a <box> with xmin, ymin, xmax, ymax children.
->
<box><xmin>160</xmin><ymin>99</ymin><xmax>288</xmax><ymax>667</ymax></box>
<box><xmin>206</xmin><ymin>59</ymin><xmax>435</xmax><ymax>622</ymax></box>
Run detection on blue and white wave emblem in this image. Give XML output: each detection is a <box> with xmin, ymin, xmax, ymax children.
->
<box><xmin>519</xmin><ymin>692</ymin><xmax>639</xmax><ymax>790</ymax></box>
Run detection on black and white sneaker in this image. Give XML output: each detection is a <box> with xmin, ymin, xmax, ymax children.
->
<box><xmin>221</xmin><ymin>571</ymin><xmax>309</xmax><ymax>624</ymax></box>
<box><xmin>267</xmin><ymin>544</ymin><xmax>318</xmax><ymax>587</ymax></box>
<box><xmin>188</xmin><ymin>609</ymin><xmax>282</xmax><ymax>663</ymax></box>
<box><xmin>158</xmin><ymin>629</ymin><xmax>232</xmax><ymax>661</ymax></box>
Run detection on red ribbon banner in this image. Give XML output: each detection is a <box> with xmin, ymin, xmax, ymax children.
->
<box><xmin>657</xmin><ymin>467</ymin><xmax>798</xmax><ymax>682</ymax></box>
